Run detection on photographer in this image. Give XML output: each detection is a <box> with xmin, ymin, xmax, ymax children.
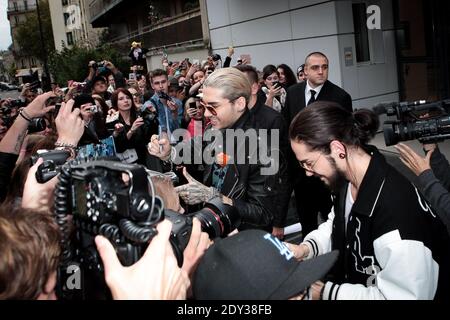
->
<box><xmin>396</xmin><ymin>142</ymin><xmax>450</xmax><ymax>234</ymax></box>
<box><xmin>86</xmin><ymin>60</ymin><xmax>126</xmax><ymax>99</ymax></box>
<box><xmin>146</xmin><ymin>69</ymin><xmax>184</xmax><ymax>143</ymax></box>
<box><xmin>148</xmin><ymin>68</ymin><xmax>282</xmax><ymax>231</ymax></box>
<box><xmin>73</xmin><ymin>94</ymin><xmax>110</xmax><ymax>147</ymax></box>
<box><xmin>258</xmin><ymin>64</ymin><xmax>286</xmax><ymax>113</ymax></box>
<box><xmin>0</xmin><ymin>92</ymin><xmax>56</xmax><ymax>202</ymax></box>
<box><xmin>19</xmin><ymin>83</ymin><xmax>38</xmax><ymax>106</ymax></box>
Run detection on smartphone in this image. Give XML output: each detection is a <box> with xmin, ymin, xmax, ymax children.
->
<box><xmin>192</xmin><ymin>59</ymin><xmax>200</xmax><ymax>66</ymax></box>
<box><xmin>53</xmin><ymin>103</ymin><xmax>62</xmax><ymax>117</ymax></box>
<box><xmin>129</xmin><ymin>73</ymin><xmax>137</xmax><ymax>81</ymax></box>
<box><xmin>189</xmin><ymin>101</ymin><xmax>198</xmax><ymax>110</ymax></box>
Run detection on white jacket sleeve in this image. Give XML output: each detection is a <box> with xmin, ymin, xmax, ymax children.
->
<box><xmin>322</xmin><ymin>229</ymin><xmax>439</xmax><ymax>300</ymax></box>
<box><xmin>302</xmin><ymin>207</ymin><xmax>335</xmax><ymax>259</ymax></box>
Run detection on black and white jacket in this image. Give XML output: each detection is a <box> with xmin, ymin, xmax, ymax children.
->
<box><xmin>303</xmin><ymin>147</ymin><xmax>450</xmax><ymax>300</ymax></box>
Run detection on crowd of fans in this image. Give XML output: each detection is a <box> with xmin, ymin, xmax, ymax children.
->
<box><xmin>1</xmin><ymin>47</ymin><xmax>450</xmax><ymax>301</ymax></box>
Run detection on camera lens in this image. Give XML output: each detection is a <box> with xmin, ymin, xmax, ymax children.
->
<box><xmin>191</xmin><ymin>197</ymin><xmax>241</xmax><ymax>238</ymax></box>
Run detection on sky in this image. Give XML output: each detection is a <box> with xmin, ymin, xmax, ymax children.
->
<box><xmin>0</xmin><ymin>0</ymin><xmax>13</xmax><ymax>51</ymax></box>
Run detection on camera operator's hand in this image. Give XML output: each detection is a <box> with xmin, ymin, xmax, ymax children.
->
<box><xmin>104</xmin><ymin>60</ymin><xmax>120</xmax><ymax>75</ymax></box>
<box><xmin>167</xmin><ymin>100</ymin><xmax>179</xmax><ymax>114</ymax></box>
<box><xmin>227</xmin><ymin>46</ymin><xmax>235</xmax><ymax>58</ymax></box>
<box><xmin>55</xmin><ymin>99</ymin><xmax>84</xmax><ymax>147</ymax></box>
<box><xmin>22</xmin><ymin>158</ymin><xmax>59</xmax><ymax>211</ymax></box>
<box><xmin>23</xmin><ymin>91</ymin><xmax>56</xmax><ymax>119</ymax></box>
<box><xmin>148</xmin><ymin>134</ymin><xmax>172</xmax><ymax>161</ymax></box>
<box><xmin>88</xmin><ymin>60</ymin><xmax>96</xmax><ymax>69</ymax></box>
<box><xmin>113</xmin><ymin>123</ymin><xmax>125</xmax><ymax>138</ymax></box>
<box><xmin>186</xmin><ymin>64</ymin><xmax>199</xmax><ymax>80</ymax></box>
<box><xmin>186</xmin><ymin>107</ymin><xmax>198</xmax><ymax>121</ymax></box>
<box><xmin>20</xmin><ymin>83</ymin><xmax>31</xmax><ymax>98</ymax></box>
<box><xmin>423</xmin><ymin>143</ymin><xmax>437</xmax><ymax>152</ymax></box>
<box><xmin>182</xmin><ymin>218</ymin><xmax>212</xmax><ymax>277</ymax></box>
<box><xmin>175</xmin><ymin>167</ymin><xmax>220</xmax><ymax>205</ymax></box>
<box><xmin>95</xmin><ymin>220</ymin><xmax>190</xmax><ymax>300</ymax></box>
<box><xmin>182</xmin><ymin>218</ymin><xmax>212</xmax><ymax>297</ymax></box>
<box><xmin>284</xmin><ymin>242</ymin><xmax>310</xmax><ymax>261</ymax></box>
<box><xmin>267</xmin><ymin>82</ymin><xmax>283</xmax><ymax>98</ymax></box>
<box><xmin>395</xmin><ymin>143</ymin><xmax>433</xmax><ymax>177</ymax></box>
<box><xmin>128</xmin><ymin>117</ymin><xmax>144</xmax><ymax>138</ymax></box>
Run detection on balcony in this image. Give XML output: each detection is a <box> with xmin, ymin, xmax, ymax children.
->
<box><xmin>7</xmin><ymin>4</ymin><xmax>37</xmax><ymax>17</ymax></box>
<box><xmin>109</xmin><ymin>8</ymin><xmax>203</xmax><ymax>50</ymax></box>
<box><xmin>89</xmin><ymin>0</ymin><xmax>125</xmax><ymax>27</ymax></box>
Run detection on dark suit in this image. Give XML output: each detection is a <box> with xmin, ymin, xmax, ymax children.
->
<box><xmin>283</xmin><ymin>80</ymin><xmax>353</xmax><ymax>237</ymax></box>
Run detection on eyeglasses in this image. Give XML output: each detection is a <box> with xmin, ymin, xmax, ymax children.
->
<box><xmin>299</xmin><ymin>153</ymin><xmax>322</xmax><ymax>171</ymax></box>
<box><xmin>200</xmin><ymin>97</ymin><xmax>240</xmax><ymax>116</ymax></box>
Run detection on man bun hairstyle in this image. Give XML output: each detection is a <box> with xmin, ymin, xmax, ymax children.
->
<box><xmin>289</xmin><ymin>101</ymin><xmax>379</xmax><ymax>153</ymax></box>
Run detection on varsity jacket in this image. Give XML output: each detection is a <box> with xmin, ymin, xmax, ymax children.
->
<box><xmin>302</xmin><ymin>147</ymin><xmax>450</xmax><ymax>300</ymax></box>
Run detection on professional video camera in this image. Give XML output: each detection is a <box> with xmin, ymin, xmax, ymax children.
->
<box><xmin>375</xmin><ymin>99</ymin><xmax>450</xmax><ymax>146</ymax></box>
<box><xmin>54</xmin><ymin>159</ymin><xmax>240</xmax><ymax>299</ymax></box>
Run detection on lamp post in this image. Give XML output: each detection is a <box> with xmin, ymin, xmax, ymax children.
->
<box><xmin>36</xmin><ymin>0</ymin><xmax>51</xmax><ymax>91</ymax></box>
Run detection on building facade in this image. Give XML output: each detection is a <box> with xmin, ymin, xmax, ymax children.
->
<box><xmin>7</xmin><ymin>0</ymin><xmax>43</xmax><ymax>81</ymax></box>
<box><xmin>88</xmin><ymin>0</ymin><xmax>210</xmax><ymax>72</ymax></box>
<box><xmin>49</xmin><ymin>0</ymin><xmax>106</xmax><ymax>52</ymax></box>
<box><xmin>206</xmin><ymin>0</ymin><xmax>450</xmax><ymax>108</ymax></box>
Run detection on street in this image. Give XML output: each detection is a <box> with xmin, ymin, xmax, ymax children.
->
<box><xmin>0</xmin><ymin>89</ymin><xmax>20</xmax><ymax>101</ymax></box>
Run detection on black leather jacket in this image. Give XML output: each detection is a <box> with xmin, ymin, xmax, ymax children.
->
<box><xmin>173</xmin><ymin>110</ymin><xmax>284</xmax><ymax>231</ymax></box>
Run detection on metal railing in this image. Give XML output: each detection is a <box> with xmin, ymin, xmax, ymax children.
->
<box><xmin>7</xmin><ymin>4</ymin><xmax>37</xmax><ymax>14</ymax></box>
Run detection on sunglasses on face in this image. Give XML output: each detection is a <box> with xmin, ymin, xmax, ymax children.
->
<box><xmin>199</xmin><ymin>97</ymin><xmax>240</xmax><ymax>116</ymax></box>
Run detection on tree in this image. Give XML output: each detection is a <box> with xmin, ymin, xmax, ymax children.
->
<box><xmin>15</xmin><ymin>0</ymin><xmax>55</xmax><ymax>62</ymax></box>
<box><xmin>48</xmin><ymin>44</ymin><xmax>129</xmax><ymax>86</ymax></box>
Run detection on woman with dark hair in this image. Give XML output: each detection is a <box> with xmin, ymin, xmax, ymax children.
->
<box><xmin>111</xmin><ymin>88</ymin><xmax>160</xmax><ymax>169</ymax></box>
<box><xmin>257</xmin><ymin>64</ymin><xmax>286</xmax><ymax>112</ymax></box>
<box><xmin>285</xmin><ymin>101</ymin><xmax>450</xmax><ymax>300</ymax></box>
<box><xmin>277</xmin><ymin>64</ymin><xmax>297</xmax><ymax>89</ymax></box>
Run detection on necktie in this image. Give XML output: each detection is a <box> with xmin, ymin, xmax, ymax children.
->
<box><xmin>307</xmin><ymin>89</ymin><xmax>317</xmax><ymax>106</ymax></box>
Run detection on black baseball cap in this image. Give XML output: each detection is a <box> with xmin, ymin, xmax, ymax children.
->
<box><xmin>74</xmin><ymin>94</ymin><xmax>95</xmax><ymax>108</ymax></box>
<box><xmin>193</xmin><ymin>230</ymin><xmax>338</xmax><ymax>300</ymax></box>
<box><xmin>297</xmin><ymin>64</ymin><xmax>305</xmax><ymax>75</ymax></box>
<box><xmin>92</xmin><ymin>75</ymin><xmax>107</xmax><ymax>85</ymax></box>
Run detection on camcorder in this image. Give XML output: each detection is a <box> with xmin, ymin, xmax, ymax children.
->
<box><xmin>375</xmin><ymin>99</ymin><xmax>450</xmax><ymax>146</ymax></box>
<box><xmin>53</xmin><ymin>159</ymin><xmax>240</xmax><ymax>300</ymax></box>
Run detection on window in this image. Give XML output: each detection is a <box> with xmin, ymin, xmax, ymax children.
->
<box><xmin>66</xmin><ymin>32</ymin><xmax>74</xmax><ymax>45</ymax></box>
<box><xmin>352</xmin><ymin>3</ymin><xmax>371</xmax><ymax>63</ymax></box>
<box><xmin>62</xmin><ymin>0</ymin><xmax>68</xmax><ymax>6</ymax></box>
<box><xmin>64</xmin><ymin>12</ymin><xmax>70</xmax><ymax>26</ymax></box>
<box><xmin>13</xmin><ymin>2</ymin><xmax>18</xmax><ymax>11</ymax></box>
<box><xmin>23</xmin><ymin>0</ymin><xmax>27</xmax><ymax>11</ymax></box>
<box><xmin>14</xmin><ymin>16</ymin><xmax>19</xmax><ymax>26</ymax></box>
